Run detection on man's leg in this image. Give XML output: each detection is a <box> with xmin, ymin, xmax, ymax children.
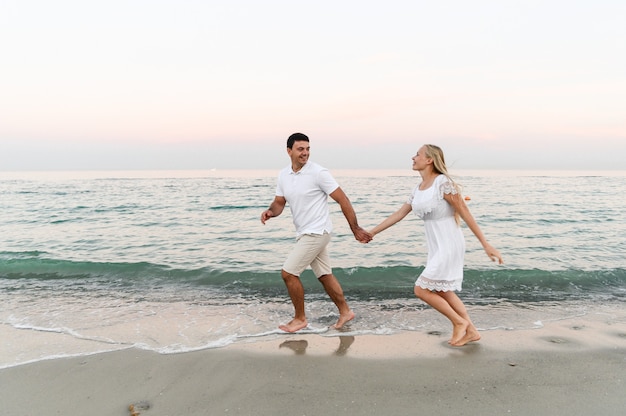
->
<box><xmin>279</xmin><ymin>269</ymin><xmax>308</xmax><ymax>332</ymax></box>
<box><xmin>318</xmin><ymin>273</ymin><xmax>354</xmax><ymax>329</ymax></box>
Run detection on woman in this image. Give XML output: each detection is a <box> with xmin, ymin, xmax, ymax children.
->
<box><xmin>370</xmin><ymin>145</ymin><xmax>503</xmax><ymax>346</ymax></box>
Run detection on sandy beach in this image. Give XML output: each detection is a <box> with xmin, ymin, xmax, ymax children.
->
<box><xmin>1</xmin><ymin>318</ymin><xmax>625</xmax><ymax>416</ymax></box>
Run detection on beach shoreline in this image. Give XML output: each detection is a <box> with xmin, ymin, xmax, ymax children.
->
<box><xmin>2</xmin><ymin>320</ymin><xmax>625</xmax><ymax>416</ymax></box>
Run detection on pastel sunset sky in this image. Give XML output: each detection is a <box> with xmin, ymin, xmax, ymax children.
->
<box><xmin>2</xmin><ymin>0</ymin><xmax>625</xmax><ymax>171</ymax></box>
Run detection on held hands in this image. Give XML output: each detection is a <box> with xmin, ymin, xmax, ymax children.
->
<box><xmin>352</xmin><ymin>226</ymin><xmax>373</xmax><ymax>244</ymax></box>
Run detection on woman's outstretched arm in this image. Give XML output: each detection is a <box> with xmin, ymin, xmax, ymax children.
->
<box><xmin>444</xmin><ymin>193</ymin><xmax>503</xmax><ymax>264</ymax></box>
<box><xmin>370</xmin><ymin>203</ymin><xmax>412</xmax><ymax>237</ymax></box>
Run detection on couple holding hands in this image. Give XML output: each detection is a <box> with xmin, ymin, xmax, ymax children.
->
<box><xmin>260</xmin><ymin>133</ymin><xmax>503</xmax><ymax>347</ymax></box>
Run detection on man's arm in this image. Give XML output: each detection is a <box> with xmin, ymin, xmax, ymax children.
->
<box><xmin>261</xmin><ymin>196</ymin><xmax>287</xmax><ymax>224</ymax></box>
<box><xmin>329</xmin><ymin>187</ymin><xmax>372</xmax><ymax>243</ymax></box>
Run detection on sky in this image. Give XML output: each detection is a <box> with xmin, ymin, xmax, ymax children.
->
<box><xmin>1</xmin><ymin>0</ymin><xmax>625</xmax><ymax>171</ymax></box>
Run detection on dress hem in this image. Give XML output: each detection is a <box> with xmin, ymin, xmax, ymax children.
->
<box><xmin>415</xmin><ymin>276</ymin><xmax>462</xmax><ymax>292</ymax></box>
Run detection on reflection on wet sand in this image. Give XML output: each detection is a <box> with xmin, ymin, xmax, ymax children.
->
<box><xmin>279</xmin><ymin>340</ymin><xmax>308</xmax><ymax>355</ymax></box>
<box><xmin>279</xmin><ymin>336</ymin><xmax>356</xmax><ymax>356</ymax></box>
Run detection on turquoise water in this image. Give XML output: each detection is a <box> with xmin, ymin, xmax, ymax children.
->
<box><xmin>1</xmin><ymin>169</ymin><xmax>625</xmax><ymax>367</ymax></box>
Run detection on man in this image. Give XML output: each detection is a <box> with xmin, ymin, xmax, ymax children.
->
<box><xmin>261</xmin><ymin>133</ymin><xmax>372</xmax><ymax>332</ymax></box>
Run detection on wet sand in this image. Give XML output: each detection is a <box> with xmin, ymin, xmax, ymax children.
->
<box><xmin>1</xmin><ymin>321</ymin><xmax>625</xmax><ymax>416</ymax></box>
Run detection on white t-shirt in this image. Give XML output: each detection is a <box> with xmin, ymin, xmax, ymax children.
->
<box><xmin>276</xmin><ymin>161</ymin><xmax>339</xmax><ymax>238</ymax></box>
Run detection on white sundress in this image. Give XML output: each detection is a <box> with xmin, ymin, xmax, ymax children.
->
<box><xmin>409</xmin><ymin>174</ymin><xmax>465</xmax><ymax>292</ymax></box>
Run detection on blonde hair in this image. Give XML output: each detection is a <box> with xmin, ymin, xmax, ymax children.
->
<box><xmin>423</xmin><ymin>144</ymin><xmax>462</xmax><ymax>223</ymax></box>
<box><xmin>423</xmin><ymin>145</ymin><xmax>458</xmax><ymax>185</ymax></box>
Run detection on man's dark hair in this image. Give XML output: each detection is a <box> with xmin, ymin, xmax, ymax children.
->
<box><xmin>287</xmin><ymin>132</ymin><xmax>309</xmax><ymax>149</ymax></box>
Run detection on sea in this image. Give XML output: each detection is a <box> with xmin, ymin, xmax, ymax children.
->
<box><xmin>1</xmin><ymin>169</ymin><xmax>625</xmax><ymax>368</ymax></box>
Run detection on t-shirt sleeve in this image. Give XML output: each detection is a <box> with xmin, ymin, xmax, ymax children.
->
<box><xmin>275</xmin><ymin>172</ymin><xmax>284</xmax><ymax>196</ymax></box>
<box><xmin>318</xmin><ymin>169</ymin><xmax>339</xmax><ymax>195</ymax></box>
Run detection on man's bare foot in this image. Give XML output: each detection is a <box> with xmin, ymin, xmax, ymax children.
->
<box><xmin>332</xmin><ymin>310</ymin><xmax>355</xmax><ymax>330</ymax></box>
<box><xmin>451</xmin><ymin>326</ymin><xmax>481</xmax><ymax>347</ymax></box>
<box><xmin>279</xmin><ymin>318</ymin><xmax>308</xmax><ymax>333</ymax></box>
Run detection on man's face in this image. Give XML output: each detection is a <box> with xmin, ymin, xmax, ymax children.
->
<box><xmin>287</xmin><ymin>140</ymin><xmax>310</xmax><ymax>168</ymax></box>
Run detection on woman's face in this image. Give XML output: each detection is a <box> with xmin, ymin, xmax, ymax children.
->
<box><xmin>412</xmin><ymin>146</ymin><xmax>431</xmax><ymax>171</ymax></box>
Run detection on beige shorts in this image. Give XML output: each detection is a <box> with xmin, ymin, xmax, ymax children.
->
<box><xmin>282</xmin><ymin>232</ymin><xmax>332</xmax><ymax>278</ymax></box>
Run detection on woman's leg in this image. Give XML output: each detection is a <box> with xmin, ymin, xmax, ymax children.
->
<box><xmin>438</xmin><ymin>291</ymin><xmax>481</xmax><ymax>345</ymax></box>
<box><xmin>414</xmin><ymin>286</ymin><xmax>469</xmax><ymax>345</ymax></box>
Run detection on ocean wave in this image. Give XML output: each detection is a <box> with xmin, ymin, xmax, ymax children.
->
<box><xmin>1</xmin><ymin>252</ymin><xmax>624</xmax><ymax>303</ymax></box>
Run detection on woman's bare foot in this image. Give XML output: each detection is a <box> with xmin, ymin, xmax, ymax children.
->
<box><xmin>448</xmin><ymin>320</ymin><xmax>470</xmax><ymax>346</ymax></box>
<box><xmin>332</xmin><ymin>310</ymin><xmax>355</xmax><ymax>330</ymax></box>
<box><xmin>279</xmin><ymin>318</ymin><xmax>308</xmax><ymax>333</ymax></box>
<box><xmin>451</xmin><ymin>325</ymin><xmax>481</xmax><ymax>346</ymax></box>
